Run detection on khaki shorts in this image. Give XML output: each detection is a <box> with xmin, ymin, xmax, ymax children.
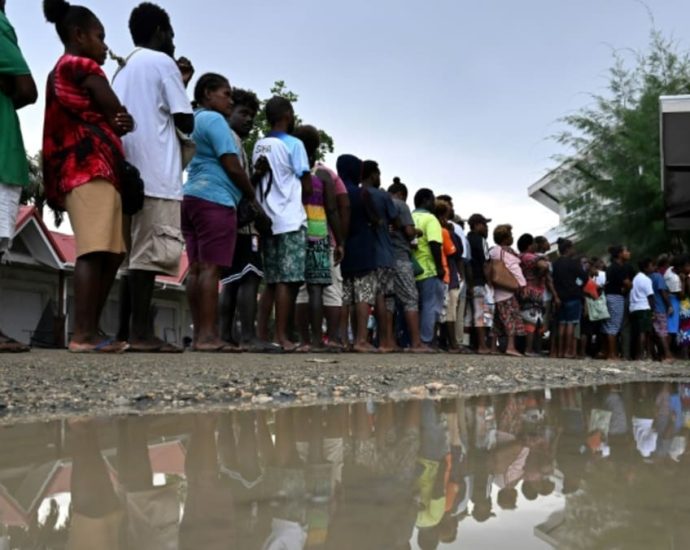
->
<box><xmin>296</xmin><ymin>249</ymin><xmax>343</xmax><ymax>307</ymax></box>
<box><xmin>442</xmin><ymin>287</ymin><xmax>461</xmax><ymax>323</ymax></box>
<box><xmin>65</xmin><ymin>179</ymin><xmax>126</xmax><ymax>258</ymax></box>
<box><xmin>123</xmin><ymin>197</ymin><xmax>184</xmax><ymax>276</ymax></box>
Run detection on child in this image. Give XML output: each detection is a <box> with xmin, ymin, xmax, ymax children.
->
<box><xmin>629</xmin><ymin>259</ymin><xmax>655</xmax><ymax>360</ymax></box>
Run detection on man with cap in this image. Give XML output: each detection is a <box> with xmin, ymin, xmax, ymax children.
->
<box><xmin>467</xmin><ymin>214</ymin><xmax>495</xmax><ymax>354</ymax></box>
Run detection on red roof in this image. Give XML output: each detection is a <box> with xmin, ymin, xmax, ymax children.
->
<box><xmin>15</xmin><ymin>206</ymin><xmax>189</xmax><ymax>286</ymax></box>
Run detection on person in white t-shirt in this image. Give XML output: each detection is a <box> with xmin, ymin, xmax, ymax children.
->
<box><xmin>252</xmin><ymin>97</ymin><xmax>313</xmax><ymax>351</ymax></box>
<box><xmin>112</xmin><ymin>3</ymin><xmax>194</xmax><ymax>352</ymax></box>
<box><xmin>629</xmin><ymin>258</ymin><xmax>655</xmax><ymax>360</ymax></box>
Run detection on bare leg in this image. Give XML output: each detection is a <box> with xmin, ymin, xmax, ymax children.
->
<box><xmin>219</xmin><ymin>282</ymin><xmax>239</xmax><ymax>344</ymax></box>
<box><xmin>353</xmin><ymin>302</ymin><xmax>376</xmax><ymax>352</ymax></box>
<box><xmin>476</xmin><ymin>327</ymin><xmax>490</xmax><ymax>354</ymax></box>
<box><xmin>275</xmin><ymin>282</ymin><xmax>300</xmax><ymax>350</ymax></box>
<box><xmin>186</xmin><ymin>263</ymin><xmax>201</xmax><ymax>344</ymax></box>
<box><xmin>308</xmin><ymin>284</ymin><xmax>325</xmax><ymax>348</ymax></box>
<box><xmin>257</xmin><ymin>284</ymin><xmax>275</xmax><ymax>342</ymax></box>
<box><xmin>558</xmin><ymin>324</ymin><xmax>567</xmax><ymax>358</ymax></box>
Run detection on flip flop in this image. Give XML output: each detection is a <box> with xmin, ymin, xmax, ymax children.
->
<box><xmin>247</xmin><ymin>342</ymin><xmax>286</xmax><ymax>354</ymax></box>
<box><xmin>192</xmin><ymin>343</ymin><xmax>243</xmax><ymax>353</ymax></box>
<box><xmin>128</xmin><ymin>341</ymin><xmax>184</xmax><ymax>353</ymax></box>
<box><xmin>68</xmin><ymin>339</ymin><xmax>129</xmax><ymax>354</ymax></box>
<box><xmin>0</xmin><ymin>335</ymin><xmax>30</xmax><ymax>353</ymax></box>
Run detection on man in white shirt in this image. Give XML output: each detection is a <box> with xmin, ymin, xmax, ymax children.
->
<box><xmin>113</xmin><ymin>2</ymin><xmax>194</xmax><ymax>352</ymax></box>
<box><xmin>252</xmin><ymin>97</ymin><xmax>313</xmax><ymax>351</ymax></box>
<box><xmin>629</xmin><ymin>258</ymin><xmax>655</xmax><ymax>360</ymax></box>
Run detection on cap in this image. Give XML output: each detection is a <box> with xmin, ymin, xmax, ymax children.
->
<box><xmin>468</xmin><ymin>213</ymin><xmax>491</xmax><ymax>227</ymax></box>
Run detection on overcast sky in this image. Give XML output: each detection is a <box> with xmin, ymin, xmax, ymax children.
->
<box><xmin>8</xmin><ymin>0</ymin><xmax>690</xmax><ymax>237</ymax></box>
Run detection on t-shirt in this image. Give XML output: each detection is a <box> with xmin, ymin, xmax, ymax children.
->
<box><xmin>314</xmin><ymin>162</ymin><xmax>345</xmax><ymax>247</ymax></box>
<box><xmin>0</xmin><ymin>12</ymin><xmax>30</xmax><ymax>187</ymax></box>
<box><xmin>390</xmin><ymin>197</ymin><xmax>414</xmax><ymax>260</ymax></box>
<box><xmin>43</xmin><ymin>55</ymin><xmax>122</xmax><ymax>209</ymax></box>
<box><xmin>605</xmin><ymin>262</ymin><xmax>634</xmax><ymax>296</ymax></box>
<box><xmin>665</xmin><ymin>267</ymin><xmax>682</xmax><ymax>294</ymax></box>
<box><xmin>368</xmin><ymin>187</ymin><xmax>397</xmax><ymax>269</ymax></box>
<box><xmin>441</xmin><ymin>227</ymin><xmax>457</xmax><ymax>285</ymax></box>
<box><xmin>183</xmin><ymin>109</ymin><xmax>242</xmax><ymax>208</ymax></box>
<box><xmin>650</xmin><ymin>271</ymin><xmax>669</xmax><ymax>314</ymax></box>
<box><xmin>468</xmin><ymin>231</ymin><xmax>489</xmax><ymax>286</ymax></box>
<box><xmin>412</xmin><ymin>209</ymin><xmax>443</xmax><ymax>281</ymax></box>
<box><xmin>112</xmin><ymin>48</ymin><xmax>192</xmax><ymax>200</ymax></box>
<box><xmin>304</xmin><ymin>174</ymin><xmax>327</xmax><ymax>241</ymax></box>
<box><xmin>629</xmin><ymin>272</ymin><xmax>653</xmax><ymax>312</ymax></box>
<box><xmin>341</xmin><ymin>183</ymin><xmax>376</xmax><ymax>277</ymax></box>
<box><xmin>552</xmin><ymin>256</ymin><xmax>586</xmax><ymax>302</ymax></box>
<box><xmin>450</xmin><ymin>221</ymin><xmax>471</xmax><ymax>260</ymax></box>
<box><xmin>252</xmin><ymin>131</ymin><xmax>310</xmax><ymax>235</ymax></box>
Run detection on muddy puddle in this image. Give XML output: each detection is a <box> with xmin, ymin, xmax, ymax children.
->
<box><xmin>1</xmin><ymin>381</ymin><xmax>689</xmax><ymax>549</ymax></box>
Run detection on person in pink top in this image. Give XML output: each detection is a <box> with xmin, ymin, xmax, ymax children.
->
<box><xmin>489</xmin><ymin>224</ymin><xmax>526</xmax><ymax>357</ymax></box>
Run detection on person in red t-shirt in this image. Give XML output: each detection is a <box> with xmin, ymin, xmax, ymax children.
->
<box><xmin>43</xmin><ymin>0</ymin><xmax>134</xmax><ymax>353</ymax></box>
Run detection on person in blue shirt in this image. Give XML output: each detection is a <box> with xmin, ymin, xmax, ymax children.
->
<box><xmin>650</xmin><ymin>258</ymin><xmax>674</xmax><ymax>362</ymax></box>
<box><xmin>181</xmin><ymin>73</ymin><xmax>257</xmax><ymax>352</ymax></box>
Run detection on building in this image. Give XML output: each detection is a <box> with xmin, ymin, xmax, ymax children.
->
<box><xmin>0</xmin><ymin>206</ymin><xmax>192</xmax><ymax>347</ymax></box>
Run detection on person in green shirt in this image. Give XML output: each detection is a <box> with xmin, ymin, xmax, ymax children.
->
<box><xmin>0</xmin><ymin>0</ymin><xmax>37</xmax><ymax>352</ymax></box>
<box><xmin>412</xmin><ymin>188</ymin><xmax>446</xmax><ymax>346</ymax></box>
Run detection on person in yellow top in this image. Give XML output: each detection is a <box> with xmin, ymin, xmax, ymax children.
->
<box><xmin>412</xmin><ymin>188</ymin><xmax>446</xmax><ymax>347</ymax></box>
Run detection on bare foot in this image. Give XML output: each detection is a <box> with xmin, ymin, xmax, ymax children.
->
<box><xmin>353</xmin><ymin>342</ymin><xmax>380</xmax><ymax>353</ymax></box>
<box><xmin>407</xmin><ymin>345</ymin><xmax>435</xmax><ymax>354</ymax></box>
<box><xmin>504</xmin><ymin>349</ymin><xmax>524</xmax><ymax>358</ymax></box>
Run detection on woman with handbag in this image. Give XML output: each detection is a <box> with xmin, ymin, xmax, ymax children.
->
<box><xmin>42</xmin><ymin>0</ymin><xmax>135</xmax><ymax>353</ymax></box>
<box><xmin>182</xmin><ymin>73</ymin><xmax>259</xmax><ymax>352</ymax></box>
<box><xmin>489</xmin><ymin>225</ymin><xmax>526</xmax><ymax>357</ymax></box>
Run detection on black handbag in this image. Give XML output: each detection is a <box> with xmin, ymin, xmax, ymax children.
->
<box><xmin>237</xmin><ymin>197</ymin><xmax>273</xmax><ymax>236</ymax></box>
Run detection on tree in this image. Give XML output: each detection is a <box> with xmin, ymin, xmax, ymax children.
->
<box><xmin>243</xmin><ymin>80</ymin><xmax>334</xmax><ymax>163</ymax></box>
<box><xmin>556</xmin><ymin>30</ymin><xmax>690</xmax><ymax>258</ymax></box>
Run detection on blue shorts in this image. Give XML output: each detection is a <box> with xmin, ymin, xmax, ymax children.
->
<box><xmin>559</xmin><ymin>299</ymin><xmax>582</xmax><ymax>324</ymax></box>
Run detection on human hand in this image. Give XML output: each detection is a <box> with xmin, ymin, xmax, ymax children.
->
<box><xmin>334</xmin><ymin>245</ymin><xmax>345</xmax><ymax>265</ymax></box>
<box><xmin>177</xmin><ymin>57</ymin><xmax>195</xmax><ymax>87</ymax></box>
<box><xmin>254</xmin><ymin>156</ymin><xmax>270</xmax><ymax>177</ymax></box>
<box><xmin>114</xmin><ymin>108</ymin><xmax>135</xmax><ymax>135</ymax></box>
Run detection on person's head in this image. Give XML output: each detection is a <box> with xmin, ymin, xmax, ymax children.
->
<box><xmin>43</xmin><ymin>0</ymin><xmax>107</xmax><ymax>65</ymax></box>
<box><xmin>534</xmin><ymin>235</ymin><xmax>550</xmax><ymax>254</ymax></box>
<box><xmin>414</xmin><ymin>188</ymin><xmax>435</xmax><ymax>211</ymax></box>
<box><xmin>292</xmin><ymin>125</ymin><xmax>320</xmax><ymax>168</ymax></box>
<box><xmin>497</xmin><ymin>487</ymin><xmax>518</xmax><ymax>510</ymax></box>
<box><xmin>417</xmin><ymin>527</ymin><xmax>440</xmax><ymax>550</ymax></box>
<box><xmin>657</xmin><ymin>253</ymin><xmax>670</xmax><ymax>270</ymax></box>
<box><xmin>609</xmin><ymin>244</ymin><xmax>630</xmax><ymax>262</ymax></box>
<box><xmin>437</xmin><ymin>194</ymin><xmax>454</xmax><ymax>208</ymax></box>
<box><xmin>557</xmin><ymin>238</ymin><xmax>574</xmax><ymax>257</ymax></box>
<box><xmin>388</xmin><ymin>177</ymin><xmax>408</xmax><ymax>200</ymax></box>
<box><xmin>193</xmin><ymin>73</ymin><xmax>232</xmax><ymax>116</ymax></box>
<box><xmin>435</xmin><ymin>199</ymin><xmax>451</xmax><ymax>223</ymax></box>
<box><xmin>361</xmin><ymin>160</ymin><xmax>381</xmax><ymax>188</ymax></box>
<box><xmin>336</xmin><ymin>154</ymin><xmax>363</xmax><ymax>186</ymax></box>
<box><xmin>0</xmin><ymin>1</ymin><xmax>6</xmax><ymax>13</ymax></box>
<box><xmin>521</xmin><ymin>480</ymin><xmax>539</xmax><ymax>501</ymax></box>
<box><xmin>493</xmin><ymin>224</ymin><xmax>513</xmax><ymax>247</ymax></box>
<box><xmin>128</xmin><ymin>2</ymin><xmax>174</xmax><ymax>55</ymax></box>
<box><xmin>471</xmin><ymin>499</ymin><xmax>494</xmax><ymax>523</ymax></box>
<box><xmin>228</xmin><ymin>87</ymin><xmax>259</xmax><ymax>138</ymax></box>
<box><xmin>517</xmin><ymin>233</ymin><xmax>534</xmax><ymax>254</ymax></box>
<box><xmin>468</xmin><ymin>213</ymin><xmax>491</xmax><ymax>238</ymax></box>
<box><xmin>265</xmin><ymin>96</ymin><xmax>295</xmax><ymax>133</ymax></box>
<box><xmin>673</xmin><ymin>254</ymin><xmax>690</xmax><ymax>275</ymax></box>
<box><xmin>638</xmin><ymin>257</ymin><xmax>655</xmax><ymax>275</ymax></box>
<box><xmin>539</xmin><ymin>479</ymin><xmax>556</xmax><ymax>497</ymax></box>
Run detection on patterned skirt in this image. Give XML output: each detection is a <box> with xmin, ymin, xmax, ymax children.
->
<box><xmin>601</xmin><ymin>294</ymin><xmax>625</xmax><ymax>335</ymax></box>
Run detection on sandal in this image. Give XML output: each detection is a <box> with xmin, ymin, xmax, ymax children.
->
<box><xmin>0</xmin><ymin>333</ymin><xmax>30</xmax><ymax>353</ymax></box>
<box><xmin>68</xmin><ymin>339</ymin><xmax>129</xmax><ymax>354</ymax></box>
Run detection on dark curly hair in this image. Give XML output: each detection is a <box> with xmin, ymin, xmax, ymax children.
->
<box><xmin>231</xmin><ymin>88</ymin><xmax>260</xmax><ymax>114</ymax></box>
<box><xmin>43</xmin><ymin>0</ymin><xmax>97</xmax><ymax>44</ymax></box>
<box><xmin>193</xmin><ymin>73</ymin><xmax>229</xmax><ymax>107</ymax></box>
<box><xmin>129</xmin><ymin>2</ymin><xmax>172</xmax><ymax>45</ymax></box>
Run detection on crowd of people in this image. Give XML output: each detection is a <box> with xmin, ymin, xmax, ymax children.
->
<box><xmin>1</xmin><ymin>0</ymin><xmax>690</xmax><ymax>358</ymax></box>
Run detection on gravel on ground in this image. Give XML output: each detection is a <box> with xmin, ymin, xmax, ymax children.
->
<box><xmin>0</xmin><ymin>350</ymin><xmax>688</xmax><ymax>425</ymax></box>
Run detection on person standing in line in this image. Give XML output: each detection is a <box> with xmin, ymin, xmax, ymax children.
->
<box><xmin>489</xmin><ymin>225</ymin><xmax>526</xmax><ymax>357</ymax></box>
<box><xmin>337</xmin><ymin>154</ymin><xmax>378</xmax><ymax>353</ymax></box>
<box><xmin>360</xmin><ymin>160</ymin><xmax>398</xmax><ymax>352</ymax></box>
<box><xmin>629</xmin><ymin>258</ymin><xmax>655</xmax><ymax>360</ymax></box>
<box><xmin>0</xmin><ymin>0</ymin><xmax>37</xmax><ymax>352</ymax></box>
<box><xmin>113</xmin><ymin>2</ymin><xmax>194</xmax><ymax>352</ymax></box>
<box><xmin>551</xmin><ymin>238</ymin><xmax>586</xmax><ymax>359</ymax></box>
<box><xmin>517</xmin><ymin>234</ymin><xmax>548</xmax><ymax>357</ymax></box>
<box><xmin>253</xmin><ymin>97</ymin><xmax>312</xmax><ymax>352</ymax></box>
<box><xmin>435</xmin><ymin>200</ymin><xmax>461</xmax><ymax>351</ymax></box>
<box><xmin>663</xmin><ymin>255</ymin><xmax>682</xmax><ymax>352</ymax></box>
<box><xmin>42</xmin><ymin>0</ymin><xmax>135</xmax><ymax>353</ymax></box>
<box><xmin>182</xmin><ymin>74</ymin><xmax>258</xmax><ymax>352</ymax></box>
<box><xmin>467</xmin><ymin>214</ymin><xmax>495</xmax><ymax>354</ymax></box>
<box><xmin>292</xmin><ymin>125</ymin><xmax>343</xmax><ymax>352</ymax></box>
<box><xmin>412</xmin><ymin>189</ymin><xmax>446</xmax><ymax>348</ymax></box>
<box><xmin>387</xmin><ymin>180</ymin><xmax>430</xmax><ymax>352</ymax></box>
<box><xmin>650</xmin><ymin>256</ymin><xmax>674</xmax><ymax>362</ymax></box>
<box><xmin>601</xmin><ymin>245</ymin><xmax>634</xmax><ymax>360</ymax></box>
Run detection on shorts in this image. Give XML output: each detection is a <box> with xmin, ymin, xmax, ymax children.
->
<box><xmin>631</xmin><ymin>309</ymin><xmax>653</xmax><ymax>334</ymax></box>
<box><xmin>495</xmin><ymin>296</ymin><xmax>525</xmax><ymax>337</ymax></box>
<box><xmin>442</xmin><ymin>287</ymin><xmax>461</xmax><ymax>323</ymax></box>
<box><xmin>343</xmin><ymin>271</ymin><xmax>377</xmax><ymax>306</ymax></box>
<box><xmin>377</xmin><ymin>267</ymin><xmax>396</xmax><ymax>312</ymax></box>
<box><xmin>470</xmin><ymin>285</ymin><xmax>495</xmax><ymax>328</ymax></box>
<box><xmin>126</xmin><ymin>196</ymin><xmax>184</xmax><ymax>275</ymax></box>
<box><xmin>65</xmin><ymin>179</ymin><xmax>126</xmax><ymax>258</ymax></box>
<box><xmin>305</xmin><ymin>238</ymin><xmax>332</xmax><ymax>285</ymax></box>
<box><xmin>558</xmin><ymin>299</ymin><xmax>582</xmax><ymax>325</ymax></box>
<box><xmin>394</xmin><ymin>256</ymin><xmax>419</xmax><ymax>311</ymax></box>
<box><xmin>262</xmin><ymin>228</ymin><xmax>307</xmax><ymax>284</ymax></box>
<box><xmin>602</xmin><ymin>294</ymin><xmax>625</xmax><ymax>335</ymax></box>
<box><xmin>521</xmin><ymin>308</ymin><xmax>543</xmax><ymax>333</ymax></box>
<box><xmin>653</xmin><ymin>312</ymin><xmax>669</xmax><ymax>337</ymax></box>
<box><xmin>297</xmin><ymin>249</ymin><xmax>343</xmax><ymax>306</ymax></box>
<box><xmin>220</xmin><ymin>232</ymin><xmax>263</xmax><ymax>285</ymax></box>
<box><xmin>0</xmin><ymin>182</ymin><xmax>22</xmax><ymax>253</ymax></box>
<box><xmin>181</xmin><ymin>196</ymin><xmax>237</xmax><ymax>268</ymax></box>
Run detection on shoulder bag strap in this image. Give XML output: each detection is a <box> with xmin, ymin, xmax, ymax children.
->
<box><xmin>111</xmin><ymin>47</ymin><xmax>143</xmax><ymax>83</ymax></box>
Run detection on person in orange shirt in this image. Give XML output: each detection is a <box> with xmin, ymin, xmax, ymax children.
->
<box><xmin>436</xmin><ymin>201</ymin><xmax>459</xmax><ymax>349</ymax></box>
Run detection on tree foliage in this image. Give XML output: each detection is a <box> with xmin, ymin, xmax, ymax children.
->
<box><xmin>556</xmin><ymin>30</ymin><xmax>690</xmax><ymax>257</ymax></box>
<box><xmin>243</xmin><ymin>80</ymin><xmax>334</xmax><ymax>163</ymax></box>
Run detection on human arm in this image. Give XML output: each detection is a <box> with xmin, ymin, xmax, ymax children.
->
<box><xmin>0</xmin><ymin>73</ymin><xmax>37</xmax><ymax>109</ymax></box>
<box><xmin>430</xmin><ymin>241</ymin><xmax>445</xmax><ymax>280</ymax></box>
<box><xmin>82</xmin><ymin>74</ymin><xmax>134</xmax><ymax>135</ymax></box>
<box><xmin>336</xmin><ymin>191</ymin><xmax>350</xmax><ymax>240</ymax></box>
<box><xmin>220</xmin><ymin>154</ymin><xmax>254</xmax><ymax>198</ymax></box>
<box><xmin>317</xmin><ymin>168</ymin><xmax>344</xmax><ymax>264</ymax></box>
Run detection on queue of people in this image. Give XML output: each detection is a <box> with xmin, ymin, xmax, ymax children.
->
<box><xmin>1</xmin><ymin>0</ymin><xmax>689</xmax><ymax>358</ymax></box>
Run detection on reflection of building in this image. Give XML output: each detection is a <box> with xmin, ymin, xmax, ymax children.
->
<box><xmin>0</xmin><ymin>206</ymin><xmax>191</xmax><ymax>347</ymax></box>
